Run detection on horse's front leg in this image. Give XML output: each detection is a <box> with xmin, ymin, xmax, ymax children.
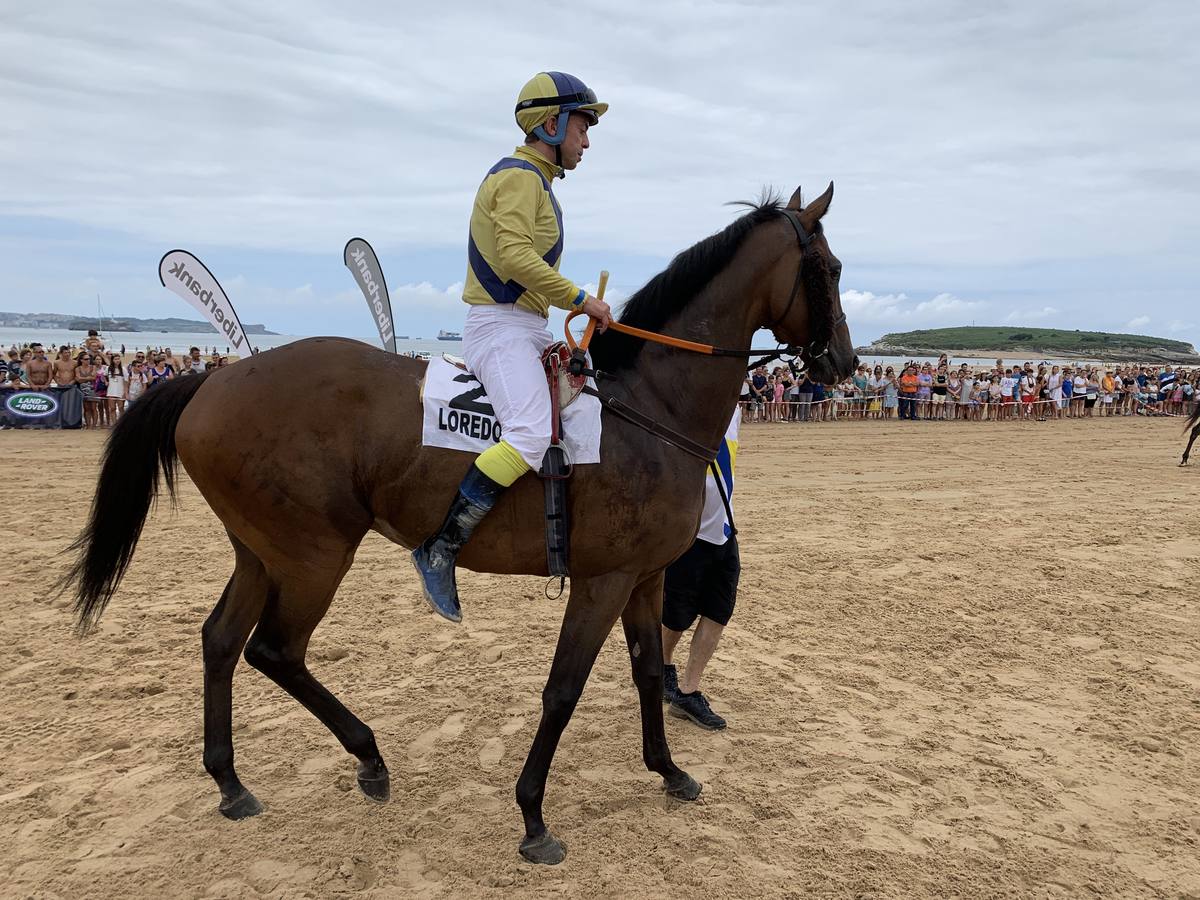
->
<box><xmin>620</xmin><ymin>570</ymin><xmax>702</xmax><ymax>800</ymax></box>
<box><xmin>514</xmin><ymin>571</ymin><xmax>636</xmax><ymax>865</ymax></box>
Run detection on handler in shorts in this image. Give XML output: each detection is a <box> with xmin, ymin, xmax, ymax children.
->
<box><xmin>661</xmin><ymin>407</ymin><xmax>740</xmax><ymax>731</ymax></box>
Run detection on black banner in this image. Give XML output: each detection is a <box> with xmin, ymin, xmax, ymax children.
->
<box><xmin>1</xmin><ymin>388</ymin><xmax>84</xmax><ymax>429</ymax></box>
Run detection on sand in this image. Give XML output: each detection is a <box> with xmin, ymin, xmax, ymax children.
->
<box><xmin>1</xmin><ymin>418</ymin><xmax>1198</xmax><ymax>899</ymax></box>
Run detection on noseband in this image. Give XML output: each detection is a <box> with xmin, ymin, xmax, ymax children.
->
<box><xmin>761</xmin><ymin>209</ymin><xmax>846</xmax><ymax>371</ymax></box>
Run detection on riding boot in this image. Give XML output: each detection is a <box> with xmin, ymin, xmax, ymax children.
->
<box><xmin>411</xmin><ymin>465</ymin><xmax>507</xmax><ymax>623</ymax></box>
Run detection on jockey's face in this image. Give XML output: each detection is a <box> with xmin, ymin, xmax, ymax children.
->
<box><xmin>557</xmin><ymin>112</ymin><xmax>591</xmax><ymax>170</ymax></box>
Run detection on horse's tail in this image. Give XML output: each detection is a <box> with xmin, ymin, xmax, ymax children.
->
<box><xmin>60</xmin><ymin>372</ymin><xmax>213</xmax><ymax>631</ymax></box>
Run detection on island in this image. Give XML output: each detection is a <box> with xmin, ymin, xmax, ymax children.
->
<box><xmin>855</xmin><ymin>327</ymin><xmax>1200</xmax><ymax>364</ymax></box>
<box><xmin>0</xmin><ymin>311</ymin><xmax>276</xmax><ymax>335</ymax></box>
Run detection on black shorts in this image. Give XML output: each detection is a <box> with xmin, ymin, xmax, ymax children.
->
<box><xmin>662</xmin><ymin>535</ymin><xmax>740</xmax><ymax>631</ymax></box>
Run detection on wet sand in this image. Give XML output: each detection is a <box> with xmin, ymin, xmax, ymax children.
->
<box><xmin>1</xmin><ymin>418</ymin><xmax>1197</xmax><ymax>898</ymax></box>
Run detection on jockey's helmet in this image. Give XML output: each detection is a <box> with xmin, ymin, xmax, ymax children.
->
<box><xmin>515</xmin><ymin>72</ymin><xmax>608</xmax><ymax>146</ymax></box>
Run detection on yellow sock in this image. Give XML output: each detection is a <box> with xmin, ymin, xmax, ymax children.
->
<box><xmin>474</xmin><ymin>440</ymin><xmax>530</xmax><ymax>487</ymax></box>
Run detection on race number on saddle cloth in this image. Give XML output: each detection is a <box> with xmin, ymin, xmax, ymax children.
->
<box><xmin>420</xmin><ymin>352</ymin><xmax>602</xmax><ymax>463</ymax></box>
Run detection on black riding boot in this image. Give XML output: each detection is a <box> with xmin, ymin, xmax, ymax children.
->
<box><xmin>411</xmin><ymin>465</ymin><xmax>507</xmax><ymax>623</ymax></box>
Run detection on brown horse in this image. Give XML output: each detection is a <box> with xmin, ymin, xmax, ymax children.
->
<box><xmin>62</xmin><ymin>184</ymin><xmax>855</xmax><ymax>864</ymax></box>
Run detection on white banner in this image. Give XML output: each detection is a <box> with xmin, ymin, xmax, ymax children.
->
<box><xmin>158</xmin><ymin>249</ymin><xmax>256</xmax><ymax>355</ymax></box>
<box><xmin>421</xmin><ymin>356</ymin><xmax>601</xmax><ymax>463</ymax></box>
<box><xmin>343</xmin><ymin>237</ymin><xmax>397</xmax><ymax>353</ymax></box>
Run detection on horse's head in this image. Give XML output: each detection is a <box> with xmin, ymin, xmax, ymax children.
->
<box><xmin>764</xmin><ymin>183</ymin><xmax>856</xmax><ymax>386</ymax></box>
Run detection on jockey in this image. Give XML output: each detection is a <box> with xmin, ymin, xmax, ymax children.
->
<box><xmin>412</xmin><ymin>72</ymin><xmax>613</xmax><ymax>623</ymax></box>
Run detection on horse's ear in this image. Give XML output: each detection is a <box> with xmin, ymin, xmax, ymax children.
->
<box><xmin>799</xmin><ymin>181</ymin><xmax>834</xmax><ymax>229</ymax></box>
<box><xmin>786</xmin><ymin>186</ymin><xmax>803</xmax><ymax>210</ymax></box>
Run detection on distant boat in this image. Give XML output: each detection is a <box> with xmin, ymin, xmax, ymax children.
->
<box><xmin>437</xmin><ymin>330</ymin><xmax>463</xmax><ymax>341</ymax></box>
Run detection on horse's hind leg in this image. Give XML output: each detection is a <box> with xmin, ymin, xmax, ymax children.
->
<box><xmin>620</xmin><ymin>572</ymin><xmax>701</xmax><ymax>801</ymax></box>
<box><xmin>515</xmin><ymin>571</ymin><xmax>637</xmax><ymax>865</ymax></box>
<box><xmin>1182</xmin><ymin>424</ymin><xmax>1200</xmax><ymax>465</ymax></box>
<box><xmin>203</xmin><ymin>540</ymin><xmax>271</xmax><ymax>820</ymax></box>
<box><xmin>243</xmin><ymin>561</ymin><xmax>390</xmax><ymax>803</ymax></box>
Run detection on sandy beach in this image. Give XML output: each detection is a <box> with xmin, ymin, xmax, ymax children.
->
<box><xmin>1</xmin><ymin>418</ymin><xmax>1197</xmax><ymax>898</ymax></box>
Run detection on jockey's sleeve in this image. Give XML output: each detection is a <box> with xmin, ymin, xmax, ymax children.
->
<box><xmin>490</xmin><ymin>169</ymin><xmax>582</xmax><ymax>312</ymax></box>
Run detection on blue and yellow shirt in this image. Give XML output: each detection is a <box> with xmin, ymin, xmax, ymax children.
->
<box><xmin>463</xmin><ymin>146</ymin><xmax>582</xmax><ymax>318</ymax></box>
<box><xmin>697</xmin><ymin>410</ymin><xmax>740</xmax><ymax>546</ymax></box>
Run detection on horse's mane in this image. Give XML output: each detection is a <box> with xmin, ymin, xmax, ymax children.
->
<box><xmin>589</xmin><ymin>193</ymin><xmax>786</xmax><ymax>373</ymax></box>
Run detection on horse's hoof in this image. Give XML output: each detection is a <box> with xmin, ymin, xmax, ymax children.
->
<box><xmin>356</xmin><ymin>761</ymin><xmax>390</xmax><ymax>803</ymax></box>
<box><xmin>664</xmin><ymin>773</ymin><xmax>703</xmax><ymax>801</ymax></box>
<box><xmin>218</xmin><ymin>788</ymin><xmax>263</xmax><ymax>820</ymax></box>
<box><xmin>519</xmin><ymin>831</ymin><xmax>567</xmax><ymax>865</ymax></box>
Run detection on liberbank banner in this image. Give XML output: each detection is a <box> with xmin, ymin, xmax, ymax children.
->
<box><xmin>1</xmin><ymin>389</ymin><xmax>83</xmax><ymax>428</ymax></box>
<box><xmin>158</xmin><ymin>250</ymin><xmax>257</xmax><ymax>355</ymax></box>
<box><xmin>343</xmin><ymin>238</ymin><xmax>397</xmax><ymax>353</ymax></box>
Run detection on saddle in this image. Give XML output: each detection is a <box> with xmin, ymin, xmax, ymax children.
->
<box><xmin>441</xmin><ymin>342</ymin><xmax>586</xmax><ymax>582</ymax></box>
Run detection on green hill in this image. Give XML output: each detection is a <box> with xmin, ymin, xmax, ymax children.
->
<box><xmin>857</xmin><ymin>327</ymin><xmax>1199</xmax><ymax>362</ymax></box>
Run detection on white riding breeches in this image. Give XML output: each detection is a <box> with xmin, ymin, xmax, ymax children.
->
<box><xmin>463</xmin><ymin>304</ymin><xmax>554</xmax><ymax>469</ymax></box>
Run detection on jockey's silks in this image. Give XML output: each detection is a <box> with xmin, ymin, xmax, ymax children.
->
<box><xmin>463</xmin><ymin>146</ymin><xmax>582</xmax><ymax>318</ymax></box>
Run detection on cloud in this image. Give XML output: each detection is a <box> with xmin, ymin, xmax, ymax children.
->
<box><xmin>842</xmin><ymin>289</ymin><xmax>987</xmax><ymax>333</ymax></box>
<box><xmin>0</xmin><ymin>0</ymin><xmax>1198</xmax><ymax>351</ymax></box>
<box><xmin>1005</xmin><ymin>306</ymin><xmax>1059</xmax><ymax>322</ymax></box>
<box><xmin>1126</xmin><ymin>316</ymin><xmax>1151</xmax><ymax>329</ymax></box>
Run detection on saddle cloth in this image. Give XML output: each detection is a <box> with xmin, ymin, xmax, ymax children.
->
<box><xmin>420</xmin><ymin>353</ymin><xmax>602</xmax><ymax>463</ymax></box>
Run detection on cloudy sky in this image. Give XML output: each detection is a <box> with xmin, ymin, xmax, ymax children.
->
<box><xmin>1</xmin><ymin>0</ymin><xmax>1197</xmax><ymax>347</ymax></box>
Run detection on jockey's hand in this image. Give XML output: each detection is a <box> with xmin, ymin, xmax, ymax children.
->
<box><xmin>582</xmin><ymin>295</ymin><xmax>612</xmax><ymax>333</ymax></box>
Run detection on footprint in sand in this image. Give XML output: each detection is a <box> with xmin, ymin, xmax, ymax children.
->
<box><xmin>408</xmin><ymin>713</ymin><xmax>466</xmax><ymax>759</ymax></box>
<box><xmin>499</xmin><ymin>716</ymin><xmax>527</xmax><ymax>736</ymax></box>
<box><xmin>479</xmin><ymin>737</ymin><xmax>505</xmax><ymax>770</ymax></box>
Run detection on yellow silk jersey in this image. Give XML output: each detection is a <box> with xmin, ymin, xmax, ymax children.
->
<box><xmin>463</xmin><ymin>146</ymin><xmax>583</xmax><ymax>317</ymax></box>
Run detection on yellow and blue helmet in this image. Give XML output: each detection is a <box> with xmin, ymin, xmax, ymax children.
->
<box><xmin>515</xmin><ymin>72</ymin><xmax>608</xmax><ymax>146</ymax></box>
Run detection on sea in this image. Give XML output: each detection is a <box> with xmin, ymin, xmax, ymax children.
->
<box><xmin>0</xmin><ymin>327</ymin><xmax>462</xmax><ymax>359</ymax></box>
<box><xmin>1</xmin><ymin>325</ymin><xmax>1106</xmax><ymax>370</ymax></box>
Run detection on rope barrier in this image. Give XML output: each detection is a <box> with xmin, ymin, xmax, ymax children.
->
<box><xmin>737</xmin><ymin>396</ymin><xmax>1194</xmax><ymax>420</ymax></box>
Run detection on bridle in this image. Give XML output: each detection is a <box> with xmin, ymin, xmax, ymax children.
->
<box><xmin>756</xmin><ymin>209</ymin><xmax>847</xmax><ymax>372</ymax></box>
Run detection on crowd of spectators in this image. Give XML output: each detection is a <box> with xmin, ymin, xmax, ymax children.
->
<box><xmin>741</xmin><ymin>355</ymin><xmax>1198</xmax><ymax>423</ymax></box>
<box><xmin>3</xmin><ymin>331</ymin><xmax>231</xmax><ymax>429</ymax></box>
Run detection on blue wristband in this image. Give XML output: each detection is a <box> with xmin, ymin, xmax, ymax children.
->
<box><xmin>573</xmin><ymin>288</ymin><xmax>586</xmax><ymax>307</ymax></box>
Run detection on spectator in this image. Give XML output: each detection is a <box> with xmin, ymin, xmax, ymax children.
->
<box><xmin>25</xmin><ymin>346</ymin><xmax>52</xmax><ymax>391</ymax></box>
<box><xmin>916</xmin><ymin>363</ymin><xmax>933</xmax><ymax>420</ymax></box>
<box><xmin>126</xmin><ymin>360</ymin><xmax>148</xmax><ymax>405</ymax></box>
<box><xmin>106</xmin><ymin>353</ymin><xmax>126</xmax><ymax>422</ymax></box>
<box><xmin>898</xmin><ymin>365</ymin><xmax>919</xmax><ymax>420</ymax></box>
<box><xmin>794</xmin><ymin>371</ymin><xmax>813</xmax><ymax>422</ymax></box>
<box><xmin>187</xmin><ymin>346</ymin><xmax>206</xmax><ymax>375</ymax></box>
<box><xmin>147</xmin><ymin>354</ymin><xmax>175</xmax><ymax>387</ymax></box>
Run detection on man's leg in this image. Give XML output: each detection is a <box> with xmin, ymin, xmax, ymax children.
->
<box><xmin>661</xmin><ymin>624</ymin><xmax>684</xmax><ymax>665</ymax></box>
<box><xmin>677</xmin><ymin>616</ymin><xmax>725</xmax><ymax>695</ymax></box>
<box><xmin>668</xmin><ymin>536</ymin><xmax>738</xmax><ymax>731</ymax></box>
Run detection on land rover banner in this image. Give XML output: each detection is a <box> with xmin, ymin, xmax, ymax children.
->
<box><xmin>1</xmin><ymin>388</ymin><xmax>83</xmax><ymax>429</ymax></box>
<box><xmin>158</xmin><ymin>249</ymin><xmax>257</xmax><ymax>355</ymax></box>
<box><xmin>343</xmin><ymin>238</ymin><xmax>397</xmax><ymax>353</ymax></box>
